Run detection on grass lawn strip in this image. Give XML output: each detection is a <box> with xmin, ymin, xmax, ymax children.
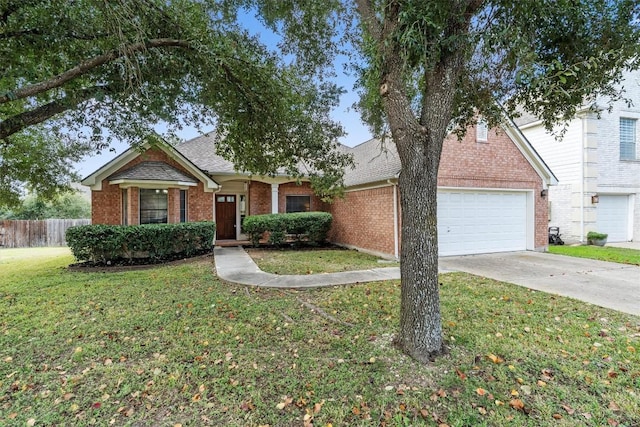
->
<box><xmin>548</xmin><ymin>245</ymin><xmax>640</xmax><ymax>266</ymax></box>
<box><xmin>246</xmin><ymin>247</ymin><xmax>397</xmax><ymax>275</ymax></box>
<box><xmin>0</xmin><ymin>248</ymin><xmax>638</xmax><ymax>426</ymax></box>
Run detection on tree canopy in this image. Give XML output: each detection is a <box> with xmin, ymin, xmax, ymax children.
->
<box><xmin>0</xmin><ymin>192</ymin><xmax>91</xmax><ymax>220</ymax></box>
<box><xmin>0</xmin><ymin>0</ymin><xmax>351</xmax><ymax>206</ymax></box>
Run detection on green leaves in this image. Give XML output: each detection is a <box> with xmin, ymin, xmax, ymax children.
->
<box><xmin>1</xmin><ymin>0</ymin><xmax>352</xmax><ymax>205</ymax></box>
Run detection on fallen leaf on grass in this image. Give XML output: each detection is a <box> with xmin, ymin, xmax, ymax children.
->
<box><xmin>276</xmin><ymin>396</ymin><xmax>293</xmax><ymax>410</ymax></box>
<box><xmin>509</xmin><ymin>399</ymin><xmax>525</xmax><ymax>411</ymax></box>
<box><xmin>561</xmin><ymin>404</ymin><xmax>575</xmax><ymax>415</ymax></box>
<box><xmin>553</xmin><ymin>413</ymin><xmax>562</xmax><ymax>419</ymax></box>
<box><xmin>608</xmin><ymin>401</ymin><xmax>620</xmax><ymax>411</ymax></box>
<box><xmin>27</xmin><ymin>419</ymin><xmax>36</xmax><ymax>427</ymax></box>
<box><xmin>487</xmin><ymin>354</ymin><xmax>504</xmax><ymax>364</ymax></box>
<box><xmin>476</xmin><ymin>388</ymin><xmax>487</xmax><ymax>396</ymax></box>
<box><xmin>455</xmin><ymin>369</ymin><xmax>467</xmax><ymax>380</ymax></box>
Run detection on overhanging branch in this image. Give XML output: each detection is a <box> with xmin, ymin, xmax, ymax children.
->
<box><xmin>0</xmin><ymin>86</ymin><xmax>111</xmax><ymax>141</ymax></box>
<box><xmin>0</xmin><ymin>38</ymin><xmax>191</xmax><ymax>105</ymax></box>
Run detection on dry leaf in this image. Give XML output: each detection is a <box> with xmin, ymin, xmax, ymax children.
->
<box><xmin>553</xmin><ymin>413</ymin><xmax>562</xmax><ymax>420</ymax></box>
<box><xmin>561</xmin><ymin>404</ymin><xmax>575</xmax><ymax>415</ymax></box>
<box><xmin>509</xmin><ymin>399</ymin><xmax>525</xmax><ymax>411</ymax></box>
<box><xmin>456</xmin><ymin>369</ymin><xmax>467</xmax><ymax>380</ymax></box>
<box><xmin>487</xmin><ymin>354</ymin><xmax>503</xmax><ymax>364</ymax></box>
<box><xmin>608</xmin><ymin>401</ymin><xmax>620</xmax><ymax>412</ymax></box>
<box><xmin>476</xmin><ymin>388</ymin><xmax>487</xmax><ymax>396</ymax></box>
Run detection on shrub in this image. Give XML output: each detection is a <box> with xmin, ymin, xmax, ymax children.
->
<box><xmin>586</xmin><ymin>231</ymin><xmax>608</xmax><ymax>241</ymax></box>
<box><xmin>242</xmin><ymin>212</ymin><xmax>332</xmax><ymax>246</ymax></box>
<box><xmin>66</xmin><ymin>222</ymin><xmax>216</xmax><ymax>262</ymax></box>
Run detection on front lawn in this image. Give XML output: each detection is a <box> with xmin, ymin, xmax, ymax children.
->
<box><xmin>1</xmin><ymin>248</ymin><xmax>638</xmax><ymax>426</ymax></box>
<box><xmin>548</xmin><ymin>245</ymin><xmax>640</xmax><ymax>266</ymax></box>
<box><xmin>246</xmin><ymin>247</ymin><xmax>397</xmax><ymax>274</ymax></box>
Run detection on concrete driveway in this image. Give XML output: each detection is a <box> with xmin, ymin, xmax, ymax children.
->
<box><xmin>439</xmin><ymin>251</ymin><xmax>640</xmax><ymax>316</ymax></box>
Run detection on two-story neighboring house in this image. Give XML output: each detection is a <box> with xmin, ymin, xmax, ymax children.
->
<box><xmin>517</xmin><ymin>69</ymin><xmax>640</xmax><ymax>243</ymax></box>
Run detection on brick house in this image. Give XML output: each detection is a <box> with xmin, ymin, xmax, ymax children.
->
<box><xmin>83</xmin><ymin>118</ymin><xmax>556</xmax><ymax>257</ymax></box>
<box><xmin>516</xmin><ymin>68</ymin><xmax>640</xmax><ymax>244</ymax></box>
<box><xmin>81</xmin><ymin>134</ymin><xmax>326</xmax><ymax>240</ymax></box>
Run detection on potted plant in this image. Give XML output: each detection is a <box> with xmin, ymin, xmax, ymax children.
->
<box><xmin>587</xmin><ymin>231</ymin><xmax>608</xmax><ymax>246</ymax></box>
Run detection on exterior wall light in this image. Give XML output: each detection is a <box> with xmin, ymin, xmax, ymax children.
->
<box><xmin>591</xmin><ymin>194</ymin><xmax>599</xmax><ymax>204</ymax></box>
<box><xmin>540</xmin><ymin>189</ymin><xmax>547</xmax><ymax>198</ymax></box>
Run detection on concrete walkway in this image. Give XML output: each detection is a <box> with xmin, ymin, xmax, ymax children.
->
<box><xmin>440</xmin><ymin>251</ymin><xmax>640</xmax><ymax>316</ymax></box>
<box><xmin>214</xmin><ymin>246</ymin><xmax>401</xmax><ymax>288</ymax></box>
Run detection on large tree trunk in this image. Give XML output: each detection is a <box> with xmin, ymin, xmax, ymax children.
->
<box><xmin>387</xmin><ymin>64</ymin><xmax>461</xmax><ymax>362</ymax></box>
<box><xmin>395</xmin><ymin>144</ymin><xmax>443</xmax><ymax>362</ymax></box>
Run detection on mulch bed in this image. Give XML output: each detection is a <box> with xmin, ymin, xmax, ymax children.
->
<box><xmin>67</xmin><ymin>250</ymin><xmax>213</xmax><ymax>273</ymax></box>
<box><xmin>242</xmin><ymin>242</ymin><xmax>346</xmax><ymax>252</ymax></box>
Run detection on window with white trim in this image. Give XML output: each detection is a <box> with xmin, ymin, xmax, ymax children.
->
<box><xmin>620</xmin><ymin>117</ymin><xmax>637</xmax><ymax>160</ymax></box>
<box><xmin>140</xmin><ymin>189</ymin><xmax>168</xmax><ymax>224</ymax></box>
<box><xmin>476</xmin><ymin>119</ymin><xmax>488</xmax><ymax>143</ymax></box>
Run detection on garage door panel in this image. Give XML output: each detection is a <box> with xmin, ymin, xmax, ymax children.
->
<box><xmin>596</xmin><ymin>195</ymin><xmax>629</xmax><ymax>242</ymax></box>
<box><xmin>438</xmin><ymin>191</ymin><xmax>527</xmax><ymax>256</ymax></box>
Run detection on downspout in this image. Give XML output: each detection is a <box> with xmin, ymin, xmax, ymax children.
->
<box><xmin>580</xmin><ymin>117</ymin><xmax>585</xmax><ymax>243</ymax></box>
<box><xmin>388</xmin><ymin>179</ymin><xmax>399</xmax><ymax>259</ymax></box>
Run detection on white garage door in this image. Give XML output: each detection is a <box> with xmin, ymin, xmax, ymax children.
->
<box><xmin>596</xmin><ymin>195</ymin><xmax>629</xmax><ymax>242</ymax></box>
<box><xmin>438</xmin><ymin>191</ymin><xmax>528</xmax><ymax>256</ymax></box>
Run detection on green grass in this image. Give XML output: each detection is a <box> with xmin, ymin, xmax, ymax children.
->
<box><xmin>548</xmin><ymin>245</ymin><xmax>640</xmax><ymax>266</ymax></box>
<box><xmin>246</xmin><ymin>247</ymin><xmax>397</xmax><ymax>274</ymax></box>
<box><xmin>1</xmin><ymin>248</ymin><xmax>639</xmax><ymax>426</ymax></box>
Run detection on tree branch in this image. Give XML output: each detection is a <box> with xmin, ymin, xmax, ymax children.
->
<box><xmin>0</xmin><ymin>38</ymin><xmax>191</xmax><ymax>105</ymax></box>
<box><xmin>0</xmin><ymin>86</ymin><xmax>110</xmax><ymax>141</ymax></box>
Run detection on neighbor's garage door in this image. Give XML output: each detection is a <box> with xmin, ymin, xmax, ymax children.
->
<box><xmin>438</xmin><ymin>190</ymin><xmax>527</xmax><ymax>256</ymax></box>
<box><xmin>596</xmin><ymin>195</ymin><xmax>629</xmax><ymax>242</ymax></box>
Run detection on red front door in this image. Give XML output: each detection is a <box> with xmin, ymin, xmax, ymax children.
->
<box><xmin>215</xmin><ymin>195</ymin><xmax>237</xmax><ymax>239</ymax></box>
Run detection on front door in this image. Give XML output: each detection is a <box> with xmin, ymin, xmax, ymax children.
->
<box><xmin>215</xmin><ymin>195</ymin><xmax>237</xmax><ymax>239</ymax></box>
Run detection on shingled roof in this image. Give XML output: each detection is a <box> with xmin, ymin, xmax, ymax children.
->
<box><xmin>109</xmin><ymin>161</ymin><xmax>197</xmax><ymax>183</ymax></box>
<box><xmin>175</xmin><ymin>133</ymin><xmax>237</xmax><ymax>174</ymax></box>
<box><xmin>341</xmin><ymin>138</ymin><xmax>401</xmax><ymax>187</ymax></box>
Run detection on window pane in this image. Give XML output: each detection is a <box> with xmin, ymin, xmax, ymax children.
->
<box><xmin>620</xmin><ymin>118</ymin><xmax>636</xmax><ymax>160</ymax></box>
<box><xmin>476</xmin><ymin>119</ymin><xmax>488</xmax><ymax>142</ymax></box>
<box><xmin>180</xmin><ymin>190</ymin><xmax>187</xmax><ymax>223</ymax></box>
<box><xmin>140</xmin><ymin>189</ymin><xmax>168</xmax><ymax>224</ymax></box>
<box><xmin>286</xmin><ymin>195</ymin><xmax>310</xmax><ymax>213</ymax></box>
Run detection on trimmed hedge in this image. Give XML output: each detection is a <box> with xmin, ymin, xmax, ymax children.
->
<box><xmin>66</xmin><ymin>222</ymin><xmax>216</xmax><ymax>262</ymax></box>
<box><xmin>242</xmin><ymin>212</ymin><xmax>332</xmax><ymax>246</ymax></box>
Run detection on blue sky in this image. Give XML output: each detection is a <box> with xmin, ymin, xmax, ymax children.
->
<box><xmin>76</xmin><ymin>10</ymin><xmax>372</xmax><ymax>178</ymax></box>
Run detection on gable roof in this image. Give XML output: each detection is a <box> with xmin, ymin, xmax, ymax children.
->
<box><xmin>109</xmin><ymin>161</ymin><xmax>197</xmax><ymax>184</ymax></box>
<box><xmin>341</xmin><ymin>119</ymin><xmax>558</xmax><ymax>188</ymax></box>
<box><xmin>81</xmin><ymin>141</ymin><xmax>218</xmax><ymax>191</ymax></box>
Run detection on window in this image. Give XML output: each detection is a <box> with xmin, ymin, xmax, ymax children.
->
<box><xmin>476</xmin><ymin>119</ymin><xmax>488</xmax><ymax>143</ymax></box>
<box><xmin>179</xmin><ymin>190</ymin><xmax>187</xmax><ymax>223</ymax></box>
<box><xmin>286</xmin><ymin>195</ymin><xmax>310</xmax><ymax>213</ymax></box>
<box><xmin>121</xmin><ymin>189</ymin><xmax>128</xmax><ymax>225</ymax></box>
<box><xmin>620</xmin><ymin>117</ymin><xmax>637</xmax><ymax>160</ymax></box>
<box><xmin>140</xmin><ymin>189</ymin><xmax>168</xmax><ymax>224</ymax></box>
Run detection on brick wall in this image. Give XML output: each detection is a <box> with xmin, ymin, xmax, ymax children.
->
<box><xmin>91</xmin><ymin>148</ymin><xmax>213</xmax><ymax>225</ymax></box>
<box><xmin>248</xmin><ymin>182</ymin><xmax>271</xmax><ymax>215</ymax></box>
<box><xmin>329</xmin><ymin>186</ymin><xmax>397</xmax><ymax>256</ymax></box>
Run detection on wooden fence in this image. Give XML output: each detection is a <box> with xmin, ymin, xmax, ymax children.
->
<box><xmin>0</xmin><ymin>219</ymin><xmax>91</xmax><ymax>248</ymax></box>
